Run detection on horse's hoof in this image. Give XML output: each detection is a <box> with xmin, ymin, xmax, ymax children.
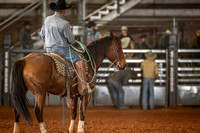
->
<box><xmin>68</xmin><ymin>130</ymin><xmax>75</xmax><ymax>133</ymax></box>
<box><xmin>13</xmin><ymin>122</ymin><xmax>20</xmax><ymax>133</ymax></box>
<box><xmin>13</xmin><ymin>129</ymin><xmax>20</xmax><ymax>133</ymax></box>
<box><xmin>41</xmin><ymin>131</ymin><xmax>47</xmax><ymax>133</ymax></box>
<box><xmin>69</xmin><ymin>120</ymin><xmax>75</xmax><ymax>133</ymax></box>
<box><xmin>77</xmin><ymin>120</ymin><xmax>84</xmax><ymax>133</ymax></box>
<box><xmin>39</xmin><ymin>122</ymin><xmax>47</xmax><ymax>133</ymax></box>
<box><xmin>69</xmin><ymin>128</ymin><xmax>75</xmax><ymax>133</ymax></box>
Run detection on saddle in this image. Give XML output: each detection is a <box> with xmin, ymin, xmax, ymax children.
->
<box><xmin>45</xmin><ymin>52</ymin><xmax>94</xmax><ymax>97</ymax></box>
<box><xmin>45</xmin><ymin>52</ymin><xmax>75</xmax><ymax>77</ymax></box>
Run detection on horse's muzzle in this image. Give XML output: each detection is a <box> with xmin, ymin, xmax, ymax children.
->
<box><xmin>117</xmin><ymin>63</ymin><xmax>126</xmax><ymax>70</ymax></box>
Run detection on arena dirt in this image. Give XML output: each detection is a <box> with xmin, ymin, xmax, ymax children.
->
<box><xmin>0</xmin><ymin>106</ymin><xmax>200</xmax><ymax>133</ymax></box>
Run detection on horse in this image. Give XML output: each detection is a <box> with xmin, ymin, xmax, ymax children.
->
<box><xmin>10</xmin><ymin>32</ymin><xmax>126</xmax><ymax>133</ymax></box>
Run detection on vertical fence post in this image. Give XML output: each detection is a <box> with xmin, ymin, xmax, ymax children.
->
<box><xmin>3</xmin><ymin>49</ymin><xmax>11</xmax><ymax>106</ymax></box>
<box><xmin>0</xmin><ymin>50</ymin><xmax>3</xmax><ymax>106</ymax></box>
<box><xmin>42</xmin><ymin>0</ymin><xmax>47</xmax><ymax>22</ymax></box>
<box><xmin>168</xmin><ymin>36</ymin><xmax>178</xmax><ymax>107</ymax></box>
<box><xmin>117</xmin><ymin>0</ymin><xmax>120</xmax><ymax>14</ymax></box>
<box><xmin>168</xmin><ymin>18</ymin><xmax>179</xmax><ymax>107</ymax></box>
<box><xmin>165</xmin><ymin>49</ymin><xmax>169</xmax><ymax>108</ymax></box>
<box><xmin>3</xmin><ymin>34</ymin><xmax>12</xmax><ymax>106</ymax></box>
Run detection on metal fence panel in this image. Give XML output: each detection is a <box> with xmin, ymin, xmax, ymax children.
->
<box><xmin>177</xmin><ymin>86</ymin><xmax>200</xmax><ymax>105</ymax></box>
<box><xmin>94</xmin><ymin>85</ymin><xmax>166</xmax><ymax>106</ymax></box>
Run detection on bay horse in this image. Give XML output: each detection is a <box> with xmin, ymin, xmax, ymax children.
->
<box><xmin>10</xmin><ymin>32</ymin><xmax>126</xmax><ymax>133</ymax></box>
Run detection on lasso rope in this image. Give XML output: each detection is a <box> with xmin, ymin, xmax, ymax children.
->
<box><xmin>69</xmin><ymin>40</ymin><xmax>96</xmax><ymax>84</ymax></box>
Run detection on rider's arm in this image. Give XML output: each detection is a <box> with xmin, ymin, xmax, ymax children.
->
<box><xmin>63</xmin><ymin>22</ymin><xmax>75</xmax><ymax>44</ymax></box>
<box><xmin>39</xmin><ymin>24</ymin><xmax>45</xmax><ymax>41</ymax></box>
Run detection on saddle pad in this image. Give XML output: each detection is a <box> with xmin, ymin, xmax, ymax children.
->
<box><xmin>45</xmin><ymin>53</ymin><xmax>74</xmax><ymax>77</ymax></box>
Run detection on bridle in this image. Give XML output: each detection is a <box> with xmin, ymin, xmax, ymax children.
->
<box><xmin>96</xmin><ymin>37</ymin><xmax>123</xmax><ymax>83</ymax></box>
<box><xmin>109</xmin><ymin>38</ymin><xmax>122</xmax><ymax>69</ymax></box>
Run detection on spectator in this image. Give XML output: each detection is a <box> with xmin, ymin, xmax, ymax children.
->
<box><xmin>20</xmin><ymin>21</ymin><xmax>33</xmax><ymax>56</ymax></box>
<box><xmin>108</xmin><ymin>68</ymin><xmax>134</xmax><ymax>109</ymax></box>
<box><xmin>190</xmin><ymin>29</ymin><xmax>200</xmax><ymax>58</ymax></box>
<box><xmin>86</xmin><ymin>21</ymin><xmax>96</xmax><ymax>44</ymax></box>
<box><xmin>137</xmin><ymin>34</ymin><xmax>148</xmax><ymax>49</ymax></box>
<box><xmin>119</xmin><ymin>26</ymin><xmax>135</xmax><ymax>58</ymax></box>
<box><xmin>138</xmin><ymin>34</ymin><xmax>156</xmax><ymax>49</ymax></box>
<box><xmin>119</xmin><ymin>26</ymin><xmax>135</xmax><ymax>49</ymax></box>
<box><xmin>141</xmin><ymin>51</ymin><xmax>158</xmax><ymax>110</ymax></box>
<box><xmin>157</xmin><ymin>29</ymin><xmax>171</xmax><ymax>49</ymax></box>
<box><xmin>190</xmin><ymin>29</ymin><xmax>200</xmax><ymax>49</ymax></box>
<box><xmin>95</xmin><ymin>25</ymin><xmax>110</xmax><ymax>39</ymax></box>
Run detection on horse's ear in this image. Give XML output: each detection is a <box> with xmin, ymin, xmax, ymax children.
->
<box><xmin>110</xmin><ymin>31</ymin><xmax>115</xmax><ymax>38</ymax></box>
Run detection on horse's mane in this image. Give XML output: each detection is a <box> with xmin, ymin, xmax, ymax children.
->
<box><xmin>86</xmin><ymin>36</ymin><xmax>112</xmax><ymax>48</ymax></box>
<box><xmin>83</xmin><ymin>36</ymin><xmax>121</xmax><ymax>62</ymax></box>
<box><xmin>85</xmin><ymin>36</ymin><xmax>113</xmax><ymax>58</ymax></box>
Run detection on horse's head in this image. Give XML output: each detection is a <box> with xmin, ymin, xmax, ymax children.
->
<box><xmin>106</xmin><ymin>32</ymin><xmax>126</xmax><ymax>70</ymax></box>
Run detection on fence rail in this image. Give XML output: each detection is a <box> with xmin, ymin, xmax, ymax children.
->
<box><xmin>1</xmin><ymin>48</ymin><xmax>200</xmax><ymax>106</ymax></box>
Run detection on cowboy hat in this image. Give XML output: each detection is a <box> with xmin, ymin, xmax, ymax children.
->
<box><xmin>50</xmin><ymin>0</ymin><xmax>71</xmax><ymax>11</ymax></box>
<box><xmin>139</xmin><ymin>34</ymin><xmax>147</xmax><ymax>39</ymax></box>
<box><xmin>121</xmin><ymin>26</ymin><xmax>128</xmax><ymax>31</ymax></box>
<box><xmin>144</xmin><ymin>36</ymin><xmax>156</xmax><ymax>49</ymax></box>
<box><xmin>165</xmin><ymin>29</ymin><xmax>171</xmax><ymax>34</ymax></box>
<box><xmin>145</xmin><ymin>51</ymin><xmax>157</xmax><ymax>60</ymax></box>
<box><xmin>24</xmin><ymin>21</ymin><xmax>32</xmax><ymax>26</ymax></box>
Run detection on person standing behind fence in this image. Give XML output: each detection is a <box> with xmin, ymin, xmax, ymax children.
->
<box><xmin>95</xmin><ymin>25</ymin><xmax>110</xmax><ymax>39</ymax></box>
<box><xmin>20</xmin><ymin>21</ymin><xmax>33</xmax><ymax>56</ymax></box>
<box><xmin>86</xmin><ymin>21</ymin><xmax>96</xmax><ymax>44</ymax></box>
<box><xmin>119</xmin><ymin>26</ymin><xmax>135</xmax><ymax>58</ymax></box>
<box><xmin>190</xmin><ymin>30</ymin><xmax>200</xmax><ymax>58</ymax></box>
<box><xmin>108</xmin><ymin>68</ymin><xmax>134</xmax><ymax>109</ymax></box>
<box><xmin>157</xmin><ymin>29</ymin><xmax>171</xmax><ymax>49</ymax></box>
<box><xmin>190</xmin><ymin>29</ymin><xmax>200</xmax><ymax>49</ymax></box>
<box><xmin>141</xmin><ymin>52</ymin><xmax>158</xmax><ymax>110</ymax></box>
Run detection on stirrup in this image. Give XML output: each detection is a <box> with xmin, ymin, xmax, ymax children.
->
<box><xmin>79</xmin><ymin>88</ymin><xmax>88</xmax><ymax>96</ymax></box>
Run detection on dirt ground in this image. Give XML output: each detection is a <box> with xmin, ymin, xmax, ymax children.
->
<box><xmin>0</xmin><ymin>106</ymin><xmax>200</xmax><ymax>133</ymax></box>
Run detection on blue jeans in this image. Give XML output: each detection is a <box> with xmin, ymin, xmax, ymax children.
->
<box><xmin>46</xmin><ymin>46</ymin><xmax>81</xmax><ymax>64</ymax></box>
<box><xmin>108</xmin><ymin>78</ymin><xmax>125</xmax><ymax>109</ymax></box>
<box><xmin>142</xmin><ymin>78</ymin><xmax>155</xmax><ymax>110</ymax></box>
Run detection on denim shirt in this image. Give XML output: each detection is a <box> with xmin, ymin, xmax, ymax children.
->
<box><xmin>40</xmin><ymin>12</ymin><xmax>75</xmax><ymax>47</ymax></box>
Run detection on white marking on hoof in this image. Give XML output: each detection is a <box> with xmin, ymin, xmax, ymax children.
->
<box><xmin>69</xmin><ymin>120</ymin><xmax>75</xmax><ymax>133</ymax></box>
<box><xmin>77</xmin><ymin>120</ymin><xmax>84</xmax><ymax>133</ymax></box>
<box><xmin>39</xmin><ymin>122</ymin><xmax>47</xmax><ymax>133</ymax></box>
<box><xmin>13</xmin><ymin>122</ymin><xmax>20</xmax><ymax>133</ymax></box>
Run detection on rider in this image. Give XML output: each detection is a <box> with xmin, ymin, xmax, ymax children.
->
<box><xmin>39</xmin><ymin>0</ymin><xmax>88</xmax><ymax>96</ymax></box>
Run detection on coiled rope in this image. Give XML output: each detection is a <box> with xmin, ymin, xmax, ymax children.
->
<box><xmin>69</xmin><ymin>40</ymin><xmax>96</xmax><ymax>84</ymax></box>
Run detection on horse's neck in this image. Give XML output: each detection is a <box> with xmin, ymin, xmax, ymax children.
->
<box><xmin>89</xmin><ymin>50</ymin><xmax>106</xmax><ymax>71</ymax></box>
<box><xmin>86</xmin><ymin>41</ymin><xmax>109</xmax><ymax>71</ymax></box>
<box><xmin>95</xmin><ymin>56</ymin><xmax>106</xmax><ymax>71</ymax></box>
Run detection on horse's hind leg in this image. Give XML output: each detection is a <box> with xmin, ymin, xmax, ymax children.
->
<box><xmin>77</xmin><ymin>94</ymin><xmax>91</xmax><ymax>133</ymax></box>
<box><xmin>34</xmin><ymin>94</ymin><xmax>47</xmax><ymax>133</ymax></box>
<box><xmin>13</xmin><ymin>108</ymin><xmax>20</xmax><ymax>133</ymax></box>
<box><xmin>69</xmin><ymin>96</ymin><xmax>78</xmax><ymax>133</ymax></box>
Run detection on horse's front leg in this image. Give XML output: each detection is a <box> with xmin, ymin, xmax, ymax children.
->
<box><xmin>77</xmin><ymin>94</ymin><xmax>91</xmax><ymax>133</ymax></box>
<box><xmin>34</xmin><ymin>93</ymin><xmax>47</xmax><ymax>133</ymax></box>
<box><xmin>69</xmin><ymin>96</ymin><xmax>78</xmax><ymax>133</ymax></box>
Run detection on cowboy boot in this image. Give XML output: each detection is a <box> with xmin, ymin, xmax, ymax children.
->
<box><xmin>75</xmin><ymin>61</ymin><xmax>88</xmax><ymax>96</ymax></box>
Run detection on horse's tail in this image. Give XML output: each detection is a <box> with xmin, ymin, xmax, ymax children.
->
<box><xmin>10</xmin><ymin>59</ymin><xmax>32</xmax><ymax>125</ymax></box>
